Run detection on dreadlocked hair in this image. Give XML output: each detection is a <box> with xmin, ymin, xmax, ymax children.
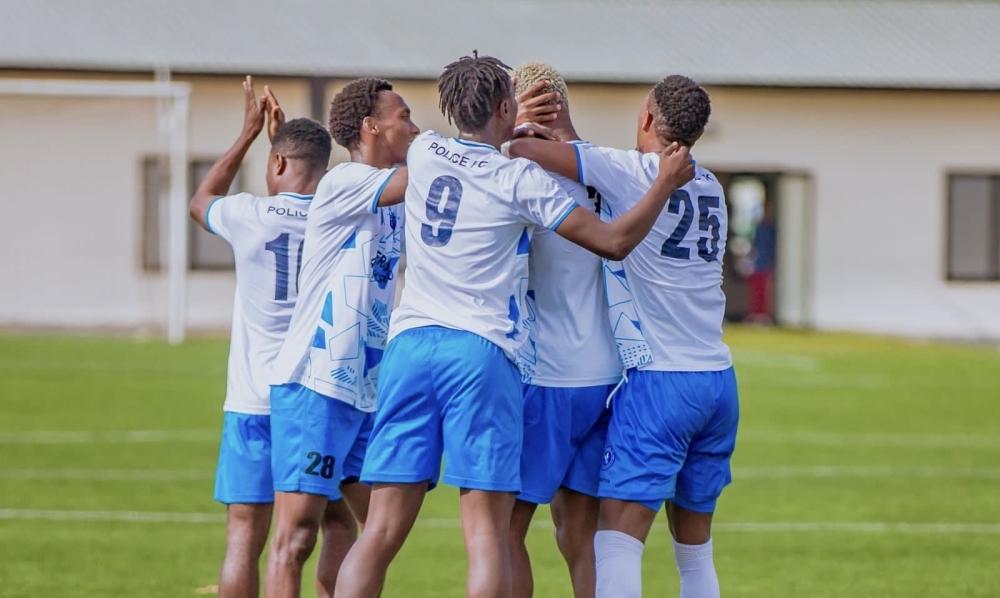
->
<box><xmin>651</xmin><ymin>75</ymin><xmax>711</xmax><ymax>146</ymax></box>
<box><xmin>329</xmin><ymin>78</ymin><xmax>393</xmax><ymax>150</ymax></box>
<box><xmin>437</xmin><ymin>51</ymin><xmax>512</xmax><ymax>133</ymax></box>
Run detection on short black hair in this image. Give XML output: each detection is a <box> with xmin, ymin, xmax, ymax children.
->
<box><xmin>651</xmin><ymin>75</ymin><xmax>711</xmax><ymax>146</ymax></box>
<box><xmin>271</xmin><ymin>118</ymin><xmax>332</xmax><ymax>173</ymax></box>
<box><xmin>438</xmin><ymin>52</ymin><xmax>512</xmax><ymax>133</ymax></box>
<box><xmin>329</xmin><ymin>78</ymin><xmax>393</xmax><ymax>150</ymax></box>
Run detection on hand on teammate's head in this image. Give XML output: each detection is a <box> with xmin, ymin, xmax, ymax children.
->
<box><xmin>513</xmin><ymin>78</ymin><xmax>561</xmax><ymax>127</ymax></box>
<box><xmin>511</xmin><ymin>122</ymin><xmax>559</xmax><ymax>142</ymax></box>
<box><xmin>241</xmin><ymin>76</ymin><xmax>266</xmax><ymax>140</ymax></box>
<box><xmin>262</xmin><ymin>85</ymin><xmax>286</xmax><ymax>144</ymax></box>
<box><xmin>656</xmin><ymin>142</ymin><xmax>695</xmax><ymax>189</ymax></box>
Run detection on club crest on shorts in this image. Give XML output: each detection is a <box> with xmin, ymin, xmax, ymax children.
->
<box><xmin>601</xmin><ymin>447</ymin><xmax>616</xmax><ymax>470</ymax></box>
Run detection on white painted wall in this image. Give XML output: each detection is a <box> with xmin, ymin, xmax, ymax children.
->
<box><xmin>2</xmin><ymin>73</ymin><xmax>999</xmax><ymax>340</ymax></box>
<box><xmin>0</xmin><ymin>73</ymin><xmax>308</xmax><ymax>332</ymax></box>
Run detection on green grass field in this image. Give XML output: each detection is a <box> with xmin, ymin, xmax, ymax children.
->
<box><xmin>1</xmin><ymin>327</ymin><xmax>998</xmax><ymax>597</ymax></box>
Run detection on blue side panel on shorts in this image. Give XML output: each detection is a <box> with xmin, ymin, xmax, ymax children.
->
<box><xmin>361</xmin><ymin>325</ymin><xmax>523</xmax><ymax>492</ymax></box>
<box><xmin>598</xmin><ymin>367</ymin><xmax>739</xmax><ymax>513</ymax></box>
<box><xmin>214</xmin><ymin>412</ymin><xmax>274</xmax><ymax>505</ymax></box>
<box><xmin>518</xmin><ymin>384</ymin><xmax>613</xmax><ymax>504</ymax></box>
<box><xmin>269</xmin><ymin>383</ymin><xmax>368</xmax><ymax>500</ymax></box>
<box><xmin>342</xmin><ymin>411</ymin><xmax>375</xmax><ymax>484</ymax></box>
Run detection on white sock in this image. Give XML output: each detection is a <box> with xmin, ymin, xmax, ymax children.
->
<box><xmin>673</xmin><ymin>537</ymin><xmax>720</xmax><ymax>598</ymax></box>
<box><xmin>595</xmin><ymin>530</ymin><xmax>644</xmax><ymax>598</ymax></box>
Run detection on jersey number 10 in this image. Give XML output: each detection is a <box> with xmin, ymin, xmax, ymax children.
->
<box><xmin>264</xmin><ymin>233</ymin><xmax>304</xmax><ymax>301</ymax></box>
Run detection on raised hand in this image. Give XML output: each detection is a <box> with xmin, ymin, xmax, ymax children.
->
<box><xmin>241</xmin><ymin>76</ymin><xmax>266</xmax><ymax>140</ymax></box>
<box><xmin>261</xmin><ymin>85</ymin><xmax>286</xmax><ymax>143</ymax></box>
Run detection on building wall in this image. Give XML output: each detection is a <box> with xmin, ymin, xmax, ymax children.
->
<box><xmin>1</xmin><ymin>71</ymin><xmax>999</xmax><ymax>339</ymax></box>
<box><xmin>0</xmin><ymin>72</ymin><xmax>309</xmax><ymax>331</ymax></box>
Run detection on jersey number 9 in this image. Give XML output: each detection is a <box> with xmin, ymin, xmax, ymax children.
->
<box><xmin>420</xmin><ymin>175</ymin><xmax>464</xmax><ymax>247</ymax></box>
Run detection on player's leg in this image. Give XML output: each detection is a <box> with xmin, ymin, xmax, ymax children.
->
<box><xmin>315</xmin><ymin>498</ymin><xmax>357</xmax><ymax>598</ymax></box>
<box><xmin>438</xmin><ymin>329</ymin><xmax>523</xmax><ymax>598</ymax></box>
<box><xmin>314</xmin><ymin>412</ymin><xmax>374</xmax><ymax>598</ymax></box>
<box><xmin>550</xmin><ymin>489</ymin><xmax>599</xmax><ymax>598</ymax></box>
<box><xmin>509</xmin><ymin>499</ymin><xmax>538</xmax><ymax>598</ymax></box>
<box><xmin>550</xmin><ymin>385</ymin><xmax>614</xmax><ymax>598</ymax></box>
<box><xmin>462</xmin><ymin>488</ymin><xmax>517</xmax><ymax>598</ymax></box>
<box><xmin>213</xmin><ymin>412</ymin><xmax>274</xmax><ymax>598</ymax></box>
<box><xmin>667</xmin><ymin>366</ymin><xmax>740</xmax><ymax>598</ymax></box>
<box><xmin>221</xmin><ymin>504</ymin><xmax>273</xmax><ymax>598</ymax></box>
<box><xmin>265</xmin><ymin>383</ymin><xmax>367</xmax><ymax>598</ymax></box>
<box><xmin>334</xmin><ymin>328</ymin><xmax>444</xmax><ymax>598</ymax></box>
<box><xmin>510</xmin><ymin>384</ymin><xmax>575</xmax><ymax>598</ymax></box>
<box><xmin>595</xmin><ymin>371</ymin><xmax>715</xmax><ymax>598</ymax></box>
<box><xmin>336</xmin><ymin>481</ymin><xmax>429</xmax><ymax>598</ymax></box>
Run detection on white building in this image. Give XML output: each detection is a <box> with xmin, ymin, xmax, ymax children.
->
<box><xmin>2</xmin><ymin>0</ymin><xmax>999</xmax><ymax>340</ymax></box>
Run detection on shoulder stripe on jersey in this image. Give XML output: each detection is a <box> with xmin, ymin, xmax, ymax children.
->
<box><xmin>204</xmin><ymin>196</ymin><xmax>225</xmax><ymax>235</ymax></box>
<box><xmin>278</xmin><ymin>192</ymin><xmax>314</xmax><ymax>200</ymax></box>
<box><xmin>370</xmin><ymin>167</ymin><xmax>398</xmax><ymax>213</ymax></box>
<box><xmin>573</xmin><ymin>144</ymin><xmax>585</xmax><ymax>185</ymax></box>
<box><xmin>549</xmin><ymin>203</ymin><xmax>578</xmax><ymax>231</ymax></box>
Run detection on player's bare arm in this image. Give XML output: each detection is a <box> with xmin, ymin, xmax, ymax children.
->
<box><xmin>189</xmin><ymin>76</ymin><xmax>265</xmax><ymax>231</ymax></box>
<box><xmin>553</xmin><ymin>144</ymin><xmax>694</xmax><ymax>261</ymax></box>
<box><xmin>374</xmin><ymin>167</ymin><xmax>408</xmax><ymax>207</ymax></box>
<box><xmin>508</xmin><ymin>136</ymin><xmax>581</xmax><ymax>180</ymax></box>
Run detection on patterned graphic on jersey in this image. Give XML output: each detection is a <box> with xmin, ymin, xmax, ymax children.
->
<box><xmin>599</xmin><ymin>195</ymin><xmax>654</xmax><ymax>370</ymax></box>
<box><xmin>270</xmin><ymin>163</ymin><xmax>403</xmax><ymax>412</ymax></box>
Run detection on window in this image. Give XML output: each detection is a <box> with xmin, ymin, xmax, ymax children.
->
<box><xmin>142</xmin><ymin>157</ymin><xmax>242</xmax><ymax>271</ymax></box>
<box><xmin>947</xmin><ymin>175</ymin><xmax>1000</xmax><ymax>281</ymax></box>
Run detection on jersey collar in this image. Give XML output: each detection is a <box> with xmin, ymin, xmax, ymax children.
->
<box><xmin>453</xmin><ymin>138</ymin><xmax>498</xmax><ymax>152</ymax></box>
<box><xmin>278</xmin><ymin>192</ymin><xmax>314</xmax><ymax>200</ymax></box>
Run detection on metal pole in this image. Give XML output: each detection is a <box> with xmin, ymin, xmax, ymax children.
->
<box><xmin>167</xmin><ymin>91</ymin><xmax>190</xmax><ymax>345</ymax></box>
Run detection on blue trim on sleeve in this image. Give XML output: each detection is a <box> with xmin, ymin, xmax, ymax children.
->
<box><xmin>371</xmin><ymin>167</ymin><xmax>398</xmax><ymax>213</ymax></box>
<box><xmin>550</xmin><ymin>203</ymin><xmax>579</xmax><ymax>231</ymax></box>
<box><xmin>278</xmin><ymin>192</ymin><xmax>314</xmax><ymax>201</ymax></box>
<box><xmin>573</xmin><ymin>144</ymin><xmax>586</xmax><ymax>185</ymax></box>
<box><xmin>204</xmin><ymin>196</ymin><xmax>225</xmax><ymax>235</ymax></box>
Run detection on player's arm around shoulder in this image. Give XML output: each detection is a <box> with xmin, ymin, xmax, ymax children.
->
<box><xmin>507</xmin><ymin>137</ymin><xmax>581</xmax><ymax>182</ymax></box>
<box><xmin>553</xmin><ymin>144</ymin><xmax>695</xmax><ymax>261</ymax></box>
<box><xmin>374</xmin><ymin>167</ymin><xmax>408</xmax><ymax>208</ymax></box>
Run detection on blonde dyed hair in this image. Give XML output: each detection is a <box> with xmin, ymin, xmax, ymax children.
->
<box><xmin>512</xmin><ymin>61</ymin><xmax>570</xmax><ymax>112</ymax></box>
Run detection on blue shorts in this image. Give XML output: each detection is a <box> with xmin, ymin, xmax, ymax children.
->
<box><xmin>214</xmin><ymin>412</ymin><xmax>274</xmax><ymax>505</ymax></box>
<box><xmin>270</xmin><ymin>383</ymin><xmax>369</xmax><ymax>500</ymax></box>
<box><xmin>342</xmin><ymin>412</ymin><xmax>374</xmax><ymax>485</ymax></box>
<box><xmin>361</xmin><ymin>326</ymin><xmax>523</xmax><ymax>492</ymax></box>
<box><xmin>518</xmin><ymin>384</ymin><xmax>614</xmax><ymax>504</ymax></box>
<box><xmin>599</xmin><ymin>368</ymin><xmax>739</xmax><ymax>513</ymax></box>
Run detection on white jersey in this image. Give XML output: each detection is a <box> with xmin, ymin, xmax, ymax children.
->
<box><xmin>576</xmin><ymin>145</ymin><xmax>733</xmax><ymax>371</ymax></box>
<box><xmin>390</xmin><ymin>131</ymin><xmax>579</xmax><ymax>364</ymax></box>
<box><xmin>517</xmin><ymin>159</ymin><xmax>622</xmax><ymax>387</ymax></box>
<box><xmin>206</xmin><ymin>191</ymin><xmax>312</xmax><ymax>415</ymax></box>
<box><xmin>270</xmin><ymin>163</ymin><xmax>404</xmax><ymax>411</ymax></box>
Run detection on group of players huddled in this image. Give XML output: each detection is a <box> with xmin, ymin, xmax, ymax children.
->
<box><xmin>189</xmin><ymin>53</ymin><xmax>739</xmax><ymax>598</ymax></box>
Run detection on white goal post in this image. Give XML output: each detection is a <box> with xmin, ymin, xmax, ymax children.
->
<box><xmin>0</xmin><ymin>78</ymin><xmax>192</xmax><ymax>345</ymax></box>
